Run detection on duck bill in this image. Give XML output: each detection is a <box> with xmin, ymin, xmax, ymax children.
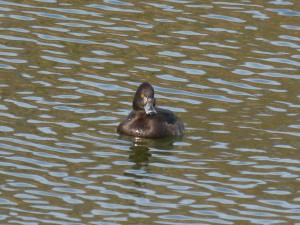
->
<box><xmin>144</xmin><ymin>98</ymin><xmax>157</xmax><ymax>115</ymax></box>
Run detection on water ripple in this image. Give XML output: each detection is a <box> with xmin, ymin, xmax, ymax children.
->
<box><xmin>1</xmin><ymin>0</ymin><xmax>300</xmax><ymax>224</ymax></box>
<box><xmin>202</xmin><ymin>13</ymin><xmax>246</xmax><ymax>23</ymax></box>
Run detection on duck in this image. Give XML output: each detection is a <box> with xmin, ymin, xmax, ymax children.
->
<box><xmin>117</xmin><ymin>82</ymin><xmax>185</xmax><ymax>138</ymax></box>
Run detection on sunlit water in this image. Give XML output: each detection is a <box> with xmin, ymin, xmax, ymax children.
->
<box><xmin>1</xmin><ymin>0</ymin><xmax>300</xmax><ymax>224</ymax></box>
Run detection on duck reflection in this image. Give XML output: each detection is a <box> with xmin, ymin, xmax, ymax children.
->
<box><xmin>119</xmin><ymin>135</ymin><xmax>184</xmax><ymax>192</ymax></box>
<box><xmin>119</xmin><ymin>135</ymin><xmax>183</xmax><ymax>172</ymax></box>
<box><xmin>129</xmin><ymin>145</ymin><xmax>151</xmax><ymax>172</ymax></box>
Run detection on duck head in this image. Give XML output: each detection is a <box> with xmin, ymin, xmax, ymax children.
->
<box><xmin>132</xmin><ymin>82</ymin><xmax>157</xmax><ymax>115</ymax></box>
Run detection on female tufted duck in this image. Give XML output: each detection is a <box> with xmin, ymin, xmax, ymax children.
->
<box><xmin>117</xmin><ymin>82</ymin><xmax>185</xmax><ymax>138</ymax></box>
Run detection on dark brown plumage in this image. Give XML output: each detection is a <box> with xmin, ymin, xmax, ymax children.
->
<box><xmin>117</xmin><ymin>82</ymin><xmax>185</xmax><ymax>138</ymax></box>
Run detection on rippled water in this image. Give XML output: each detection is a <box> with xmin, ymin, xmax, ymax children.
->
<box><xmin>1</xmin><ymin>0</ymin><xmax>300</xmax><ymax>224</ymax></box>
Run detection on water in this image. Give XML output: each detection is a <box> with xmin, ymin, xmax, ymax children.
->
<box><xmin>1</xmin><ymin>0</ymin><xmax>300</xmax><ymax>224</ymax></box>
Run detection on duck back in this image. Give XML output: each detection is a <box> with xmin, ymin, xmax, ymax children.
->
<box><xmin>117</xmin><ymin>107</ymin><xmax>185</xmax><ymax>138</ymax></box>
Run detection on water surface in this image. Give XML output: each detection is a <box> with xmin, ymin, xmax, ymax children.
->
<box><xmin>0</xmin><ymin>0</ymin><xmax>300</xmax><ymax>224</ymax></box>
